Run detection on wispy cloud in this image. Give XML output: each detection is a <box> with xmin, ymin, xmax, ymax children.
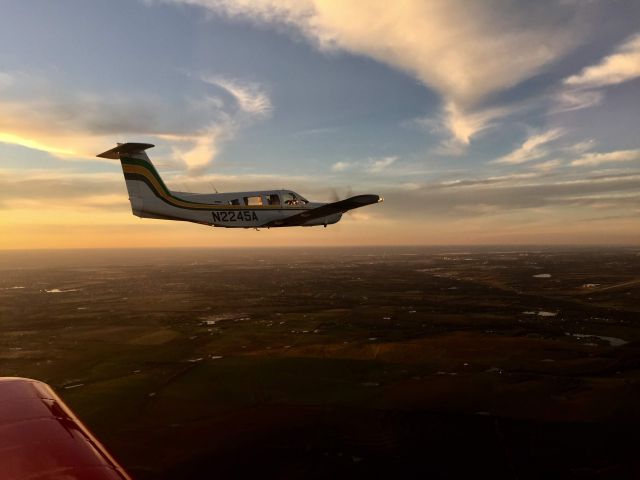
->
<box><xmin>203</xmin><ymin>75</ymin><xmax>272</xmax><ymax>117</ymax></box>
<box><xmin>438</xmin><ymin>172</ymin><xmax>540</xmax><ymax>189</ymax></box>
<box><xmin>530</xmin><ymin>159</ymin><xmax>563</xmax><ymax>172</ymax></box>
<box><xmin>441</xmin><ymin>102</ymin><xmax>515</xmax><ymax>146</ymax></box>
<box><xmin>491</xmin><ymin>128</ymin><xmax>564</xmax><ymax>165</ymax></box>
<box><xmin>552</xmin><ymin>89</ymin><xmax>603</xmax><ymax>113</ymax></box>
<box><xmin>153</xmin><ymin>0</ymin><xmax>588</xmax><ymax>147</ymax></box>
<box><xmin>0</xmin><ymin>72</ymin><xmax>272</xmax><ymax>172</ymax></box>
<box><xmin>158</xmin><ymin>76</ymin><xmax>273</xmax><ymax>172</ymax></box>
<box><xmin>553</xmin><ymin>33</ymin><xmax>640</xmax><ymax>115</ymax></box>
<box><xmin>159</xmin><ymin>126</ymin><xmax>231</xmax><ymax>173</ymax></box>
<box><xmin>368</xmin><ymin>156</ymin><xmax>397</xmax><ymax>173</ymax></box>
<box><xmin>0</xmin><ymin>169</ymin><xmax>122</xmax><ymax>209</ymax></box>
<box><xmin>331</xmin><ymin>156</ymin><xmax>397</xmax><ymax>174</ymax></box>
<box><xmin>565</xmin><ymin>139</ymin><xmax>595</xmax><ymax>154</ymax></box>
<box><xmin>417</xmin><ymin>101</ymin><xmax>523</xmax><ymax>154</ymax></box>
<box><xmin>385</xmin><ymin>170</ymin><xmax>640</xmax><ymax>221</ymax></box>
<box><xmin>571</xmin><ymin>149</ymin><xmax>640</xmax><ymax>167</ymax></box>
<box><xmin>331</xmin><ymin>161</ymin><xmax>351</xmax><ymax>172</ymax></box>
<box><xmin>564</xmin><ymin>33</ymin><xmax>640</xmax><ymax>89</ymax></box>
<box><xmin>0</xmin><ymin>94</ymin><xmax>161</xmax><ymax>158</ymax></box>
<box><xmin>0</xmin><ymin>90</ymin><xmax>213</xmax><ymax>161</ymax></box>
<box><xmin>293</xmin><ymin>126</ymin><xmax>338</xmax><ymax>137</ymax></box>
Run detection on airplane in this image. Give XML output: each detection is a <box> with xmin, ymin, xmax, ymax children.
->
<box><xmin>97</xmin><ymin>143</ymin><xmax>383</xmax><ymax>229</ymax></box>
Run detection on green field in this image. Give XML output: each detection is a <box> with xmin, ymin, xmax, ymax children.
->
<box><xmin>1</xmin><ymin>247</ymin><xmax>639</xmax><ymax>478</ymax></box>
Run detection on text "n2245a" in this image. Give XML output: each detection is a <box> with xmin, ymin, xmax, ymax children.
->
<box><xmin>212</xmin><ymin>211</ymin><xmax>259</xmax><ymax>222</ymax></box>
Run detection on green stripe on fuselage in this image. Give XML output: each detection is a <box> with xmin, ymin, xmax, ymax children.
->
<box><xmin>121</xmin><ymin>156</ymin><xmax>314</xmax><ymax>213</ymax></box>
<box><xmin>121</xmin><ymin>156</ymin><xmax>171</xmax><ymax>195</ymax></box>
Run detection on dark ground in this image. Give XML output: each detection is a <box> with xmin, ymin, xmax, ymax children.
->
<box><xmin>0</xmin><ymin>246</ymin><xmax>639</xmax><ymax>479</ymax></box>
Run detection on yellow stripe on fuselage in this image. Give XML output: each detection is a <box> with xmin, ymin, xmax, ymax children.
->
<box><xmin>122</xmin><ymin>164</ymin><xmax>310</xmax><ymax>211</ymax></box>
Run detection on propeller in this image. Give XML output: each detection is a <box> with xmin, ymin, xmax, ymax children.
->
<box><xmin>329</xmin><ymin>186</ymin><xmax>362</xmax><ymax>222</ymax></box>
<box><xmin>330</xmin><ymin>186</ymin><xmax>353</xmax><ymax>203</ymax></box>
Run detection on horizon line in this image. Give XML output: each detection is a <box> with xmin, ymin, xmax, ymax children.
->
<box><xmin>0</xmin><ymin>243</ymin><xmax>637</xmax><ymax>252</ymax></box>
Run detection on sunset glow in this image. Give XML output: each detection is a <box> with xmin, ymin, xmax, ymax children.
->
<box><xmin>1</xmin><ymin>1</ymin><xmax>639</xmax><ymax>248</ymax></box>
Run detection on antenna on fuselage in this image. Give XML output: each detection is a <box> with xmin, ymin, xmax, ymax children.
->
<box><xmin>209</xmin><ymin>182</ymin><xmax>219</xmax><ymax>194</ymax></box>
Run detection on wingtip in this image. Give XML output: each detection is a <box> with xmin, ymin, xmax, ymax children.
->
<box><xmin>350</xmin><ymin>194</ymin><xmax>383</xmax><ymax>206</ymax></box>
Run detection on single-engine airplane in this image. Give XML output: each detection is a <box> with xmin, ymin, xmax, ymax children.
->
<box><xmin>98</xmin><ymin>143</ymin><xmax>383</xmax><ymax>229</ymax></box>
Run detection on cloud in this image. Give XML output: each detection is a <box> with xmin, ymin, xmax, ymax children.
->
<box><xmin>564</xmin><ymin>33</ymin><xmax>640</xmax><ymax>89</ymax></box>
<box><xmin>331</xmin><ymin>161</ymin><xmax>351</xmax><ymax>172</ymax></box>
<box><xmin>0</xmin><ymin>169</ymin><xmax>123</xmax><ymax>209</ymax></box>
<box><xmin>564</xmin><ymin>139</ymin><xmax>595</xmax><ymax>154</ymax></box>
<box><xmin>441</xmin><ymin>102</ymin><xmax>517</xmax><ymax>146</ymax></box>
<box><xmin>293</xmin><ymin>126</ymin><xmax>338</xmax><ymax>137</ymax></box>
<box><xmin>0</xmin><ymin>165</ymin><xmax>325</xmax><ymax>214</ymax></box>
<box><xmin>203</xmin><ymin>75</ymin><xmax>272</xmax><ymax>117</ymax></box>
<box><xmin>559</xmin><ymin>191</ymin><xmax>640</xmax><ymax>203</ymax></box>
<box><xmin>159</xmin><ymin>127</ymin><xmax>230</xmax><ymax>172</ymax></box>
<box><xmin>570</xmin><ymin>149</ymin><xmax>640</xmax><ymax>167</ymax></box>
<box><xmin>552</xmin><ymin>89</ymin><xmax>603</xmax><ymax>113</ymax></box>
<box><xmin>438</xmin><ymin>172</ymin><xmax>540</xmax><ymax>189</ymax></box>
<box><xmin>159</xmin><ymin>75</ymin><xmax>274</xmax><ymax>172</ymax></box>
<box><xmin>399</xmin><ymin>182</ymin><xmax>422</xmax><ymax>191</ymax></box>
<box><xmin>368</xmin><ymin>156</ymin><xmax>396</xmax><ymax>173</ymax></box>
<box><xmin>0</xmin><ymin>73</ymin><xmax>272</xmax><ymax>172</ymax></box>
<box><xmin>415</xmin><ymin>101</ymin><xmax>523</xmax><ymax>153</ymax></box>
<box><xmin>153</xmin><ymin>0</ymin><xmax>588</xmax><ymax>145</ymax></box>
<box><xmin>8</xmin><ymin>165</ymin><xmax>638</xmax><ymax>221</ymax></box>
<box><xmin>530</xmin><ymin>159</ymin><xmax>563</xmax><ymax>172</ymax></box>
<box><xmin>0</xmin><ymin>92</ymin><xmax>213</xmax><ymax>161</ymax></box>
<box><xmin>3</xmin><ymin>164</ymin><xmax>638</xmax><ymax>247</ymax></box>
<box><xmin>384</xmin><ymin>170</ymin><xmax>640</xmax><ymax>220</ymax></box>
<box><xmin>553</xmin><ymin>33</ymin><xmax>640</xmax><ymax>115</ymax></box>
<box><xmin>330</xmin><ymin>156</ymin><xmax>397</xmax><ymax>174</ymax></box>
<box><xmin>492</xmin><ymin>128</ymin><xmax>564</xmax><ymax>165</ymax></box>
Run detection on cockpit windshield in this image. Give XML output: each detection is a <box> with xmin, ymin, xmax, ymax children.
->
<box><xmin>282</xmin><ymin>192</ymin><xmax>308</xmax><ymax>206</ymax></box>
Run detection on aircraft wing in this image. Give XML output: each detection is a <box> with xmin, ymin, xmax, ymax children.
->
<box><xmin>265</xmin><ymin>194</ymin><xmax>382</xmax><ymax>227</ymax></box>
<box><xmin>0</xmin><ymin>377</ymin><xmax>131</xmax><ymax>479</ymax></box>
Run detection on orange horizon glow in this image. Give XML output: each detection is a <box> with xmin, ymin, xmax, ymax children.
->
<box><xmin>1</xmin><ymin>2</ymin><xmax>639</xmax><ymax>249</ymax></box>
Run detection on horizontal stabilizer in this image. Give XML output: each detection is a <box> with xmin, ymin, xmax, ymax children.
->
<box><xmin>97</xmin><ymin>142</ymin><xmax>155</xmax><ymax>159</ymax></box>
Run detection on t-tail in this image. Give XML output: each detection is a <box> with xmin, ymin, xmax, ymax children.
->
<box><xmin>97</xmin><ymin>142</ymin><xmax>213</xmax><ymax>225</ymax></box>
<box><xmin>98</xmin><ymin>143</ymin><xmax>159</xmax><ymax>218</ymax></box>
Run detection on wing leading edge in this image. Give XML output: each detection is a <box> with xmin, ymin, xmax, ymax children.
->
<box><xmin>0</xmin><ymin>377</ymin><xmax>131</xmax><ymax>480</ymax></box>
<box><xmin>265</xmin><ymin>194</ymin><xmax>383</xmax><ymax>227</ymax></box>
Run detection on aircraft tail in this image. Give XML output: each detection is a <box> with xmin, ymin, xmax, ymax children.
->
<box><xmin>97</xmin><ymin>142</ymin><xmax>169</xmax><ymax>218</ymax></box>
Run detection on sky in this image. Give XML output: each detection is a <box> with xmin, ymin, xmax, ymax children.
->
<box><xmin>0</xmin><ymin>0</ymin><xmax>639</xmax><ymax>248</ymax></box>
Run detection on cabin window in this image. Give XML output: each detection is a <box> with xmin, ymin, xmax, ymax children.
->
<box><xmin>243</xmin><ymin>196</ymin><xmax>263</xmax><ymax>206</ymax></box>
<box><xmin>282</xmin><ymin>192</ymin><xmax>308</xmax><ymax>205</ymax></box>
<box><xmin>229</xmin><ymin>199</ymin><xmax>240</xmax><ymax>205</ymax></box>
<box><xmin>267</xmin><ymin>194</ymin><xmax>280</xmax><ymax>206</ymax></box>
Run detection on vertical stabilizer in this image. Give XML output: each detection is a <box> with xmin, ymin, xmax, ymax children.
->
<box><xmin>97</xmin><ymin>143</ymin><xmax>164</xmax><ymax>217</ymax></box>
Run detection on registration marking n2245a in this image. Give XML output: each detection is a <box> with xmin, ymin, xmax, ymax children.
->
<box><xmin>212</xmin><ymin>211</ymin><xmax>259</xmax><ymax>222</ymax></box>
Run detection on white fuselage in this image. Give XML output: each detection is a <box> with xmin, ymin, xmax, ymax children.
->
<box><xmin>97</xmin><ymin>144</ymin><xmax>374</xmax><ymax>230</ymax></box>
<box><xmin>130</xmin><ymin>182</ymin><xmax>341</xmax><ymax>228</ymax></box>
